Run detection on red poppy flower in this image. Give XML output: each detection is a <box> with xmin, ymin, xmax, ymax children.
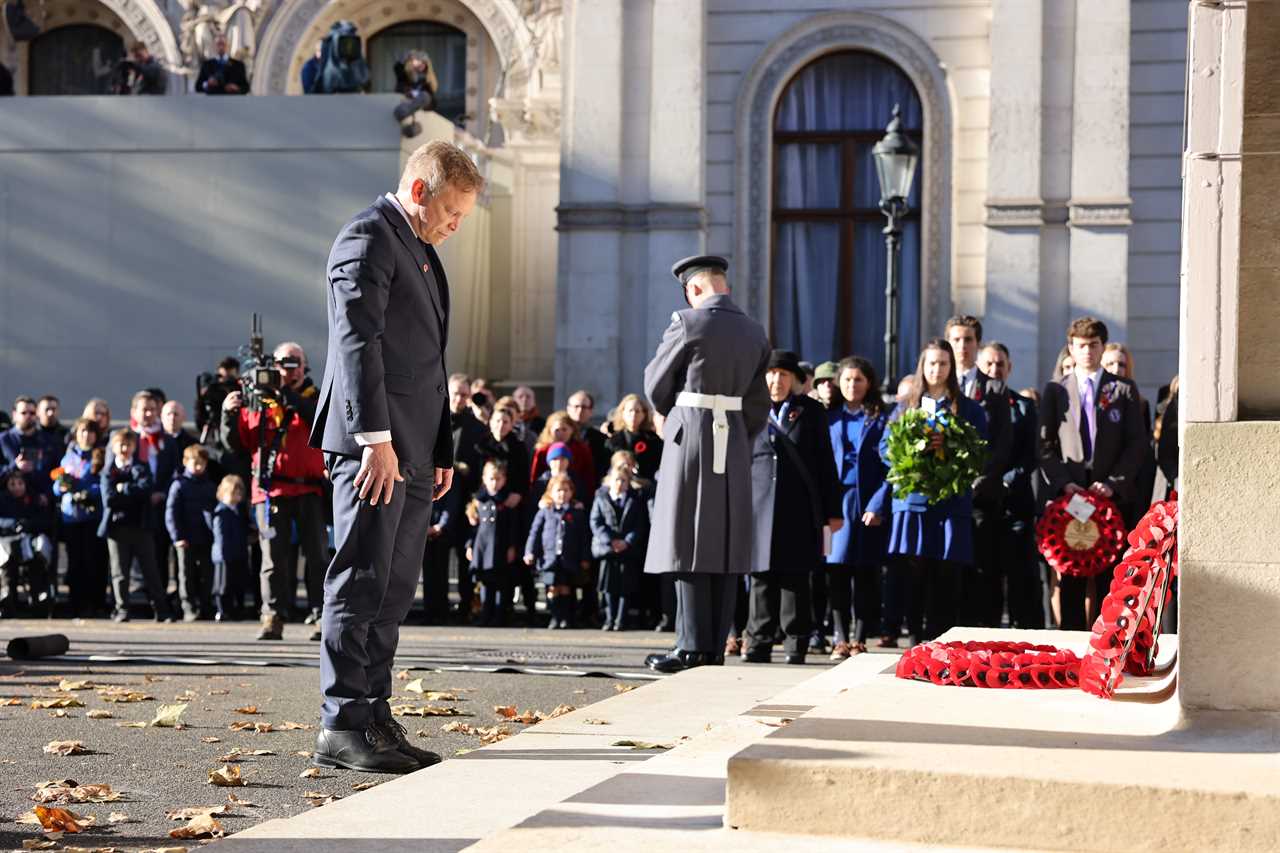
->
<box><xmin>634</xmin><ymin>441</ymin><xmax>648</xmax><ymax>455</ymax></box>
<box><xmin>1036</xmin><ymin>492</ymin><xmax>1127</xmax><ymax>577</ymax></box>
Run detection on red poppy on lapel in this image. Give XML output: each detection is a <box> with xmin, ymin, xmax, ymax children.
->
<box><xmin>973</xmin><ymin>383</ymin><xmax>983</xmax><ymax>402</ymax></box>
<box><xmin>634</xmin><ymin>441</ymin><xmax>648</xmax><ymax>455</ymax></box>
<box><xmin>787</xmin><ymin>409</ymin><xmax>799</xmax><ymax>423</ymax></box>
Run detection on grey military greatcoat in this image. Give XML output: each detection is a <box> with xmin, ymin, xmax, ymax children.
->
<box><xmin>642</xmin><ymin>294</ymin><xmax>771</xmax><ymax>575</ymax></box>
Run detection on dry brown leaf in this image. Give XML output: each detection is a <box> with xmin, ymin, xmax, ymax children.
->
<box><xmin>165</xmin><ymin>805</ymin><xmax>230</xmax><ymax>821</ymax></box>
<box><xmin>21</xmin><ymin>839</ymin><xmax>57</xmax><ymax>849</ymax></box>
<box><xmin>85</xmin><ymin>710</ymin><xmax>113</xmax><ymax>719</ymax></box>
<box><xmin>476</xmin><ymin>725</ymin><xmax>512</xmax><ymax>744</ymax></box>
<box><xmin>168</xmin><ymin>813</ymin><xmax>224</xmax><ymax>839</ymax></box>
<box><xmin>610</xmin><ymin>740</ymin><xmax>673</xmax><ymax>750</ymax></box>
<box><xmin>1</xmin><ymin>696</ymin><xmax>24</xmax><ymax>706</ymax></box>
<box><xmin>150</xmin><ymin>703</ymin><xmax>189</xmax><ymax>728</ymax></box>
<box><xmin>546</xmin><ymin>704</ymin><xmax>576</xmax><ymax>719</ymax></box>
<box><xmin>441</xmin><ymin>722</ymin><xmax>474</xmax><ymax>734</ymax></box>
<box><xmin>232</xmin><ymin>705</ymin><xmax>261</xmax><ymax>715</ymax></box>
<box><xmin>253</xmin><ymin>722</ymin><xmax>274</xmax><ymax>734</ymax></box>
<box><xmin>414</xmin><ymin>730</ymin><xmax>431</xmax><ymax>738</ymax></box>
<box><xmin>207</xmin><ymin>764</ymin><xmax>245</xmax><ymax>787</ymax></box>
<box><xmin>49</xmin><ymin>709</ymin><xmax>70</xmax><ymax>718</ymax></box>
<box><xmin>584</xmin><ymin>718</ymin><xmax>610</xmax><ymax>725</ymax></box>
<box><xmin>116</xmin><ymin>721</ymin><xmax>147</xmax><ymax>728</ymax></box>
<box><xmin>57</xmin><ymin>679</ymin><xmax>92</xmax><ymax>692</ymax></box>
<box><xmin>97</xmin><ymin>687</ymin><xmax>152</xmax><ymax>703</ymax></box>
<box><xmin>108</xmin><ymin>811</ymin><xmax>131</xmax><ymax>824</ymax></box>
<box><xmin>351</xmin><ymin>781</ymin><xmax>378</xmax><ymax>791</ymax></box>
<box><xmin>391</xmin><ymin>704</ymin><xmax>468</xmax><ymax>717</ymax></box>
<box><xmin>292</xmin><ymin>750</ymin><xmax>312</xmax><ymax>757</ymax></box>
<box><xmin>32</xmin><ymin>781</ymin><xmax>120</xmax><ymax>804</ymax></box>
<box><xmin>228</xmin><ymin>721</ymin><xmax>254</xmax><ymax>731</ymax></box>
<box><xmin>613</xmin><ymin>683</ymin><xmax>639</xmax><ymax>693</ymax></box>
<box><xmin>15</xmin><ymin>810</ymin><xmax>43</xmax><ymax>825</ymax></box>
<box><xmin>280</xmin><ymin>721</ymin><xmax>314</xmax><ymax>730</ymax></box>
<box><xmin>493</xmin><ymin>705</ymin><xmax>516</xmax><ymax>719</ymax></box>
<box><xmin>31</xmin><ymin>697</ymin><xmax>83</xmax><ymax>709</ymax></box>
<box><xmin>43</xmin><ymin>740</ymin><xmax>90</xmax><ymax>756</ymax></box>
<box><xmin>200</xmin><ymin>736</ymin><xmax>221</xmax><ymax>744</ymax></box>
<box><xmin>32</xmin><ymin>805</ymin><xmax>86</xmax><ymax>833</ymax></box>
<box><xmin>298</xmin><ymin>768</ymin><xmax>323</xmax><ymax>779</ymax></box>
<box><xmin>226</xmin><ymin>792</ymin><xmax>257</xmax><ymax>807</ymax></box>
<box><xmin>302</xmin><ymin>790</ymin><xmax>338</xmax><ymax>806</ymax></box>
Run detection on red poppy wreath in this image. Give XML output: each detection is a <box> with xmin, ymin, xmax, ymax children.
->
<box><xmin>1036</xmin><ymin>491</ymin><xmax>1127</xmax><ymax>577</ymax></box>
<box><xmin>895</xmin><ymin>641</ymin><xmax>1082</xmax><ymax>689</ymax></box>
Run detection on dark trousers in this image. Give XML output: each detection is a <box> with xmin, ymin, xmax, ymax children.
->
<box><xmin>746</xmin><ymin>571</ymin><xmax>811</xmax><ymax>657</ymax></box>
<box><xmin>674</xmin><ymin>573</ymin><xmax>736</xmax><ymax>654</ymax></box>
<box><xmin>320</xmin><ymin>454</ymin><xmax>433</xmax><ymax>731</ymax></box>
<box><xmin>212</xmin><ymin>559</ymin><xmax>242</xmax><ymax>614</ymax></box>
<box><xmin>451</xmin><ymin>543</ymin><xmax>474</xmax><ymax>618</ymax></box>
<box><xmin>176</xmin><ymin>543</ymin><xmax>213</xmax><ymax>616</ymax></box>
<box><xmin>1058</xmin><ymin>573</ymin><xmax>1100</xmax><ymax>631</ymax></box>
<box><xmin>880</xmin><ymin>557</ymin><xmax>910</xmax><ymax>639</ymax></box>
<box><xmin>828</xmin><ymin>563</ymin><xmax>881</xmax><ymax>645</ymax></box>
<box><xmin>1002</xmin><ymin>522</ymin><xmax>1044</xmax><ymax>629</ymax></box>
<box><xmin>730</xmin><ymin>575</ymin><xmax>750</xmax><ymax>638</ymax></box>
<box><xmin>107</xmin><ymin>526</ymin><xmax>171</xmax><ymax>617</ymax></box>
<box><xmin>476</xmin><ymin>566</ymin><xmax>510</xmax><ymax>626</ymax></box>
<box><xmin>603</xmin><ymin>593</ymin><xmax>627</xmax><ymax>627</ymax></box>
<box><xmin>420</xmin><ymin>535</ymin><xmax>451</xmax><ymax>623</ymax></box>
<box><xmin>64</xmin><ymin>521</ymin><xmax>106</xmax><ymax>616</ymax></box>
<box><xmin>259</xmin><ymin>492</ymin><xmax>328</xmax><ymax>618</ymax></box>
<box><xmin>900</xmin><ymin>556</ymin><xmax>959</xmax><ymax>641</ymax></box>
<box><xmin>966</xmin><ymin>509</ymin><xmax>1003</xmax><ymax>627</ymax></box>
<box><xmin>808</xmin><ymin>565</ymin><xmax>829</xmax><ymax>637</ymax></box>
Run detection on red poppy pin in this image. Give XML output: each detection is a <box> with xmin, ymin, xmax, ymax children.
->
<box><xmin>634</xmin><ymin>441</ymin><xmax>648</xmax><ymax>455</ymax></box>
<box><xmin>787</xmin><ymin>409</ymin><xmax>800</xmax><ymax>423</ymax></box>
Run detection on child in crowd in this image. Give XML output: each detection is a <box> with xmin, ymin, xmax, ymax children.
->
<box><xmin>524</xmin><ymin>474</ymin><xmax>591</xmax><ymax>630</ymax></box>
<box><xmin>590</xmin><ymin>463</ymin><xmax>649</xmax><ymax>631</ymax></box>
<box><xmin>466</xmin><ymin>460</ymin><xmax>521</xmax><ymax>626</ymax></box>
<box><xmin>211</xmin><ymin>475</ymin><xmax>248</xmax><ymax>622</ymax></box>
<box><xmin>532</xmin><ymin>442</ymin><xmax>584</xmax><ymax>501</ymax></box>
<box><xmin>166</xmin><ymin>444</ymin><xmax>217</xmax><ymax>621</ymax></box>
<box><xmin>605</xmin><ymin>394</ymin><xmax>664</xmax><ymax>481</ymax></box>
<box><xmin>54</xmin><ymin>418</ymin><xmax>106</xmax><ymax>617</ymax></box>
<box><xmin>476</xmin><ymin>406</ymin><xmax>530</xmax><ymax>500</ymax></box>
<box><xmin>101</xmin><ymin>429</ymin><xmax>173</xmax><ymax>622</ymax></box>
<box><xmin>529</xmin><ymin>411</ymin><xmax>597</xmax><ymax>494</ymax></box>
<box><xmin>0</xmin><ymin>470</ymin><xmax>55</xmax><ymax>616</ymax></box>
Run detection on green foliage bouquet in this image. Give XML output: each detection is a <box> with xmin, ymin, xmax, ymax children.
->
<box><xmin>884</xmin><ymin>407</ymin><xmax>988</xmax><ymax>504</ymax></box>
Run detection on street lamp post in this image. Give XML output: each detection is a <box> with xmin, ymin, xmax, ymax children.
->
<box><xmin>872</xmin><ymin>104</ymin><xmax>920</xmax><ymax>397</ymax></box>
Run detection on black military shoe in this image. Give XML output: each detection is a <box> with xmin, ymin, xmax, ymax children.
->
<box><xmin>742</xmin><ymin>646</ymin><xmax>773</xmax><ymax>664</ymax></box>
<box><xmin>375</xmin><ymin>718</ymin><xmax>442</xmax><ymax>769</ymax></box>
<box><xmin>648</xmin><ymin>649</ymin><xmax>710</xmax><ymax>674</ymax></box>
<box><xmin>313</xmin><ymin>725</ymin><xmax>419</xmax><ymax>774</ymax></box>
<box><xmin>644</xmin><ymin>648</ymin><xmax>677</xmax><ymax>667</ymax></box>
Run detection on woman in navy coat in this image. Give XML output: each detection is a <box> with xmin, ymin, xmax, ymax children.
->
<box><xmin>879</xmin><ymin>338</ymin><xmax>988</xmax><ymax>641</ymax></box>
<box><xmin>826</xmin><ymin>356</ymin><xmax>892</xmax><ymax>659</ymax></box>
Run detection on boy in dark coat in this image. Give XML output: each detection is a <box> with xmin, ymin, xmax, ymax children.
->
<box><xmin>0</xmin><ymin>470</ymin><xmax>54</xmax><ymax>616</ymax></box>
<box><xmin>166</xmin><ymin>445</ymin><xmax>218</xmax><ymax>620</ymax></box>
<box><xmin>101</xmin><ymin>429</ymin><xmax>173</xmax><ymax>622</ymax></box>
<box><xmin>466</xmin><ymin>460</ymin><xmax>522</xmax><ymax>626</ymax></box>
<box><xmin>590</xmin><ymin>464</ymin><xmax>649</xmax><ymax>631</ymax></box>
<box><xmin>212</xmin><ymin>475</ymin><xmax>248</xmax><ymax>621</ymax></box>
<box><xmin>524</xmin><ymin>474</ymin><xmax>591</xmax><ymax>629</ymax></box>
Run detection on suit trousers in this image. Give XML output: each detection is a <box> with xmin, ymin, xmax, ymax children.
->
<box><xmin>674</xmin><ymin>573</ymin><xmax>735</xmax><ymax>655</ymax></box>
<box><xmin>1057</xmin><ymin>573</ymin><xmax>1100</xmax><ymax>631</ymax></box>
<box><xmin>107</xmin><ymin>526</ymin><xmax>171</xmax><ymax>618</ymax></box>
<box><xmin>420</xmin><ymin>535</ymin><xmax>451</xmax><ymax>623</ymax></box>
<box><xmin>746</xmin><ymin>571</ymin><xmax>811</xmax><ymax>656</ymax></box>
<box><xmin>259</xmin><ymin>492</ymin><xmax>328</xmax><ymax>618</ymax></box>
<box><xmin>1001</xmin><ymin>522</ymin><xmax>1043</xmax><ymax>629</ymax></box>
<box><xmin>320</xmin><ymin>454</ymin><xmax>434</xmax><ymax>731</ymax></box>
<box><xmin>827</xmin><ymin>563</ymin><xmax>881</xmax><ymax>645</ymax></box>
<box><xmin>176</xmin><ymin>544</ymin><xmax>213</xmax><ymax>615</ymax></box>
<box><xmin>966</xmin><ymin>508</ymin><xmax>1003</xmax><ymax>627</ymax></box>
<box><xmin>902</xmin><ymin>556</ymin><xmax>959</xmax><ymax>641</ymax></box>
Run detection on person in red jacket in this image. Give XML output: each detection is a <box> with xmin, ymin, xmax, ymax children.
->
<box><xmin>221</xmin><ymin>342</ymin><xmax>329</xmax><ymax>640</ymax></box>
<box><xmin>529</xmin><ymin>410</ymin><xmax>597</xmax><ymax>498</ymax></box>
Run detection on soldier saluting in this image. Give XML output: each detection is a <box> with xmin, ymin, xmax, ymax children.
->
<box><xmin>641</xmin><ymin>255</ymin><xmax>771</xmax><ymax>673</ymax></box>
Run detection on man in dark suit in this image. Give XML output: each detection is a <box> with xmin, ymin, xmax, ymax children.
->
<box><xmin>1037</xmin><ymin>316</ymin><xmax>1146</xmax><ymax>630</ymax></box>
<box><xmin>309</xmin><ymin>140</ymin><xmax>483</xmax><ymax>773</ymax></box>
<box><xmin>944</xmin><ymin>315</ymin><xmax>1012</xmax><ymax>627</ymax></box>
<box><xmin>744</xmin><ymin>350</ymin><xmax>843</xmax><ymax>665</ymax></box>
<box><xmin>196</xmin><ymin>35</ymin><xmax>250</xmax><ymax>94</ymax></box>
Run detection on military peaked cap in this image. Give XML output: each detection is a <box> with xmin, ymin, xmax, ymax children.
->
<box><xmin>671</xmin><ymin>254</ymin><xmax>729</xmax><ymax>285</ymax></box>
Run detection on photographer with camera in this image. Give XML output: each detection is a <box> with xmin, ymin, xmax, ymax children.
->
<box><xmin>393</xmin><ymin>51</ymin><xmax>438</xmax><ymax>137</ymax></box>
<box><xmin>196</xmin><ymin>35</ymin><xmax>250</xmax><ymax>95</ymax></box>
<box><xmin>221</xmin><ymin>341</ymin><xmax>328</xmax><ymax>640</ymax></box>
<box><xmin>114</xmin><ymin>41</ymin><xmax>165</xmax><ymax>95</ymax></box>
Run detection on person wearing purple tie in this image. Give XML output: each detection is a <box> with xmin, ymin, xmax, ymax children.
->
<box><xmin>1036</xmin><ymin>317</ymin><xmax>1146</xmax><ymax>630</ymax></box>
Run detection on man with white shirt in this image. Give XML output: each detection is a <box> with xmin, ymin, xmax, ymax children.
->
<box><xmin>309</xmin><ymin>141</ymin><xmax>482</xmax><ymax>773</ymax></box>
<box><xmin>1037</xmin><ymin>316</ymin><xmax>1146</xmax><ymax>630</ymax></box>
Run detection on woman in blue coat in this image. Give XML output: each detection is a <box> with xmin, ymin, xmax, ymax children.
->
<box><xmin>879</xmin><ymin>338</ymin><xmax>988</xmax><ymax>641</ymax></box>
<box><xmin>826</xmin><ymin>356</ymin><xmax>892</xmax><ymax>659</ymax></box>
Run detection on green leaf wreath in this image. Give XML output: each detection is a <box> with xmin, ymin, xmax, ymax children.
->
<box><xmin>884</xmin><ymin>407</ymin><xmax>988</xmax><ymax>504</ymax></box>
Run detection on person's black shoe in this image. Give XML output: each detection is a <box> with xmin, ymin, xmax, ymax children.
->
<box><xmin>709</xmin><ymin>654</ymin><xmax>725</xmax><ymax>665</ymax></box>
<box><xmin>309</xmin><ymin>627</ymin><xmax>321</xmax><ymax>642</ymax></box>
<box><xmin>742</xmin><ymin>646</ymin><xmax>772</xmax><ymax>664</ymax></box>
<box><xmin>644</xmin><ymin>648</ymin><xmax>677</xmax><ymax>667</ymax></box>
<box><xmin>374</xmin><ymin>719</ymin><xmax>442</xmax><ymax>769</ymax></box>
<box><xmin>786</xmin><ymin>653</ymin><xmax>806</xmax><ymax>665</ymax></box>
<box><xmin>648</xmin><ymin>649</ymin><xmax>709</xmax><ymax>674</ymax></box>
<box><xmin>313</xmin><ymin>726</ymin><xmax>419</xmax><ymax>774</ymax></box>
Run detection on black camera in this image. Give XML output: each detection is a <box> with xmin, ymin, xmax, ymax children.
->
<box><xmin>240</xmin><ymin>313</ymin><xmax>281</xmax><ymax>411</ymax></box>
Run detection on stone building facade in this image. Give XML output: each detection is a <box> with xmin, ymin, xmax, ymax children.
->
<box><xmin>1</xmin><ymin>0</ymin><xmax>1186</xmax><ymax>406</ymax></box>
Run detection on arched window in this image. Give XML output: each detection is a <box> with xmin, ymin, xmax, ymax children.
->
<box><xmin>771</xmin><ymin>50</ymin><xmax>923</xmax><ymax>377</ymax></box>
<box><xmin>29</xmin><ymin>24</ymin><xmax>123</xmax><ymax>95</ymax></box>
<box><xmin>367</xmin><ymin>21</ymin><xmax>467</xmax><ymax>124</ymax></box>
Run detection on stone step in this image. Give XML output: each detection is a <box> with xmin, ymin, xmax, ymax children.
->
<box><xmin>726</xmin><ymin>628</ymin><xmax>1280</xmax><ymax>852</ymax></box>
<box><xmin>218</xmin><ymin>662</ymin><xmax>824</xmax><ymax>852</ymax></box>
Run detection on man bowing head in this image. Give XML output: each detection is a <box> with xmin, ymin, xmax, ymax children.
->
<box><xmin>310</xmin><ymin>141</ymin><xmax>483</xmax><ymax>773</ymax></box>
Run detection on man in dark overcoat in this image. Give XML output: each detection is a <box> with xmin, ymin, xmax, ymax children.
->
<box><xmin>642</xmin><ymin>255</ymin><xmax>771</xmax><ymax>673</ymax></box>
<box><xmin>744</xmin><ymin>350</ymin><xmax>843</xmax><ymax>664</ymax></box>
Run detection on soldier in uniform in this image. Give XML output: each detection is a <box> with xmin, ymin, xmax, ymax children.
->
<box><xmin>641</xmin><ymin>255</ymin><xmax>772</xmax><ymax>674</ymax></box>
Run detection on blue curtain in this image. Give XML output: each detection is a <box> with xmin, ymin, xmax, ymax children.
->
<box><xmin>771</xmin><ymin>52</ymin><xmax>923</xmax><ymax>378</ymax></box>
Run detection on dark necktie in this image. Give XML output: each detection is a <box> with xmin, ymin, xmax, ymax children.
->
<box><xmin>1079</xmin><ymin>378</ymin><xmax>1094</xmax><ymax>461</ymax></box>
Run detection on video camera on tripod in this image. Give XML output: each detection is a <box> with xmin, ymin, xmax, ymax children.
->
<box><xmin>240</xmin><ymin>313</ymin><xmax>287</xmax><ymax>411</ymax></box>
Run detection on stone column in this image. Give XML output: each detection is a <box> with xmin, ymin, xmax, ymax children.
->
<box><xmin>1179</xmin><ymin>0</ymin><xmax>1280</xmax><ymax>712</ymax></box>
<box><xmin>1066</xmin><ymin>0</ymin><xmax>1131</xmax><ymax>335</ymax></box>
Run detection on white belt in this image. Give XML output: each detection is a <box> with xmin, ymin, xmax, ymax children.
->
<box><xmin>676</xmin><ymin>391</ymin><xmax>742</xmax><ymax>475</ymax></box>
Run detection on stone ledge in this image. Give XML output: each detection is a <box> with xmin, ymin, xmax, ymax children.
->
<box><xmin>725</xmin><ymin>628</ymin><xmax>1280</xmax><ymax>852</ymax></box>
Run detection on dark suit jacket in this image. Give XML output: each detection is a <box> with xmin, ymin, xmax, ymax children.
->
<box><xmin>196</xmin><ymin>57</ymin><xmax>250</xmax><ymax>94</ymax></box>
<box><xmin>1037</xmin><ymin>370</ymin><xmax>1145</xmax><ymax>505</ymax></box>
<box><xmin>1001</xmin><ymin>390</ymin><xmax>1039</xmax><ymax>522</ymax></box>
<box><xmin>964</xmin><ymin>368</ymin><xmax>1012</xmax><ymax>508</ymax></box>
<box><xmin>310</xmin><ymin>195</ymin><xmax>452</xmax><ymax>475</ymax></box>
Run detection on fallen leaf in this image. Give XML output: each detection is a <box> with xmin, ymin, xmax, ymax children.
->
<box><xmin>31</xmin><ymin>697</ymin><xmax>83</xmax><ymax>709</ymax></box>
<box><xmin>15</xmin><ymin>810</ymin><xmax>43</xmax><ymax>825</ymax></box>
<box><xmin>584</xmin><ymin>718</ymin><xmax>610</xmax><ymax>725</ymax></box>
<box><xmin>253</xmin><ymin>722</ymin><xmax>274</xmax><ymax>734</ymax></box>
<box><xmin>404</xmin><ymin>680</ymin><xmax>461</xmax><ymax>702</ymax></box>
<box><xmin>292</xmin><ymin>750</ymin><xmax>312</xmax><ymax>757</ymax></box>
<box><xmin>143</xmin><ymin>674</ymin><xmax>168</xmax><ymax>682</ymax></box>
<box><xmin>116</xmin><ymin>721</ymin><xmax>148</xmax><ymax>728</ymax></box>
<box><xmin>299</xmin><ymin>768</ymin><xmax>323</xmax><ymax>779</ymax></box>
<box><xmin>150</xmin><ymin>703</ymin><xmax>189</xmax><ymax>728</ymax></box>
<box><xmin>351</xmin><ymin>781</ymin><xmax>378</xmax><ymax>791</ymax></box>
<box><xmin>228</xmin><ymin>721</ymin><xmax>254</xmax><ymax>731</ymax></box>
<box><xmin>97</xmin><ymin>687</ymin><xmax>152</xmax><ymax>703</ymax></box>
<box><xmin>226</xmin><ymin>792</ymin><xmax>257</xmax><ymax>808</ymax></box>
<box><xmin>414</xmin><ymin>730</ymin><xmax>431</xmax><ymax>738</ymax></box>
<box><xmin>391</xmin><ymin>704</ymin><xmax>468</xmax><ymax>717</ymax></box>
<box><xmin>232</xmin><ymin>705</ymin><xmax>261</xmax><ymax>715</ymax></box>
<box><xmin>43</xmin><ymin>740</ymin><xmax>90</xmax><ymax>756</ymax></box>
<box><xmin>1</xmin><ymin>696</ymin><xmax>24</xmax><ymax>706</ymax></box>
<box><xmin>610</xmin><ymin>740</ymin><xmax>673</xmax><ymax>750</ymax></box>
<box><xmin>168</xmin><ymin>813</ymin><xmax>224</xmax><ymax>839</ymax></box>
<box><xmin>108</xmin><ymin>811</ymin><xmax>130</xmax><ymax>823</ymax></box>
<box><xmin>477</xmin><ymin>725</ymin><xmax>512</xmax><ymax>744</ymax></box>
<box><xmin>280</xmin><ymin>721</ymin><xmax>314</xmax><ymax>731</ymax></box>
<box><xmin>200</xmin><ymin>736</ymin><xmax>221</xmax><ymax>744</ymax></box>
<box><xmin>207</xmin><ymin>765</ymin><xmax>245</xmax><ymax>787</ymax></box>
<box><xmin>614</xmin><ymin>683</ymin><xmax>639</xmax><ymax>693</ymax></box>
<box><xmin>85</xmin><ymin>710</ymin><xmax>113</xmax><ymax>719</ymax></box>
<box><xmin>546</xmin><ymin>704</ymin><xmax>575</xmax><ymax>719</ymax></box>
<box><xmin>494</xmin><ymin>705</ymin><xmax>517</xmax><ymax>719</ymax></box>
<box><xmin>21</xmin><ymin>839</ymin><xmax>57</xmax><ymax>849</ymax></box>
<box><xmin>32</xmin><ymin>805</ymin><xmax>86</xmax><ymax>833</ymax></box>
<box><xmin>57</xmin><ymin>679</ymin><xmax>92</xmax><ymax>692</ymax></box>
<box><xmin>49</xmin><ymin>709</ymin><xmax>70</xmax><ymax>718</ymax></box>
<box><xmin>208</xmin><ymin>688</ymin><xmax>230</xmax><ymax>695</ymax></box>
<box><xmin>32</xmin><ymin>781</ymin><xmax>120</xmax><ymax>804</ymax></box>
<box><xmin>395</xmin><ymin>670</ymin><xmax>411</xmax><ymax>680</ymax></box>
<box><xmin>302</xmin><ymin>790</ymin><xmax>338</xmax><ymax>806</ymax></box>
<box><xmin>166</xmin><ymin>805</ymin><xmax>230</xmax><ymax>820</ymax></box>
<box><xmin>441</xmin><ymin>722</ymin><xmax>474</xmax><ymax>734</ymax></box>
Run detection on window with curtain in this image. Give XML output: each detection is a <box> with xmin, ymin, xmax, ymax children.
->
<box><xmin>771</xmin><ymin>50</ymin><xmax>923</xmax><ymax>381</ymax></box>
<box><xmin>367</xmin><ymin>21</ymin><xmax>467</xmax><ymax>123</ymax></box>
<box><xmin>29</xmin><ymin>25</ymin><xmax>123</xmax><ymax>95</ymax></box>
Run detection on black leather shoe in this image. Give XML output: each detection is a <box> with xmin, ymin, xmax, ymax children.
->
<box><xmin>786</xmin><ymin>653</ymin><xmax>806</xmax><ymax>665</ymax></box>
<box><xmin>709</xmin><ymin>654</ymin><xmax>725</xmax><ymax>666</ymax></box>
<box><xmin>742</xmin><ymin>646</ymin><xmax>772</xmax><ymax>664</ymax></box>
<box><xmin>313</xmin><ymin>726</ymin><xmax>419</xmax><ymax>774</ymax></box>
<box><xmin>375</xmin><ymin>719</ymin><xmax>442</xmax><ymax>769</ymax></box>
<box><xmin>644</xmin><ymin>648</ymin><xmax>677</xmax><ymax>667</ymax></box>
<box><xmin>648</xmin><ymin>649</ymin><xmax>709</xmax><ymax>674</ymax></box>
